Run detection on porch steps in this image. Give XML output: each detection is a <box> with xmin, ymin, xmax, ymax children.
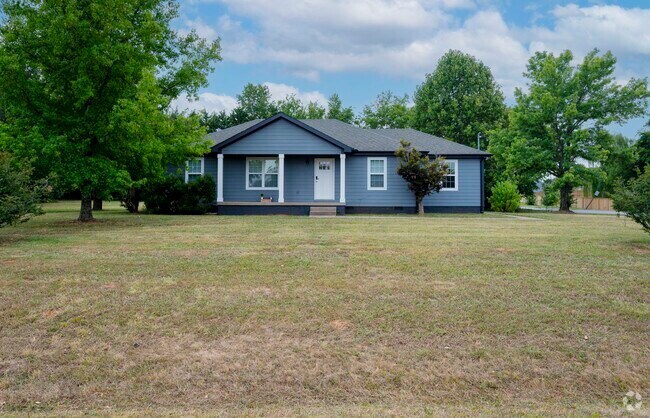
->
<box><xmin>309</xmin><ymin>206</ymin><xmax>337</xmax><ymax>217</ymax></box>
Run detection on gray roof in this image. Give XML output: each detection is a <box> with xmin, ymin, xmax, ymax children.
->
<box><xmin>207</xmin><ymin>119</ymin><xmax>262</xmax><ymax>146</ymax></box>
<box><xmin>208</xmin><ymin>115</ymin><xmax>489</xmax><ymax>156</ymax></box>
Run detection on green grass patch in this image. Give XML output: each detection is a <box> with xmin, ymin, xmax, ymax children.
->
<box><xmin>0</xmin><ymin>201</ymin><xmax>648</xmax><ymax>415</ymax></box>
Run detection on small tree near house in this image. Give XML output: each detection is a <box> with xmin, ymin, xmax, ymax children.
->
<box><xmin>395</xmin><ymin>140</ymin><xmax>448</xmax><ymax>216</ymax></box>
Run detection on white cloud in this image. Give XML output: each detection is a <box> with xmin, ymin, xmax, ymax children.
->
<box><xmin>263</xmin><ymin>82</ymin><xmax>328</xmax><ymax>106</ymax></box>
<box><xmin>169</xmin><ymin>84</ymin><xmax>329</xmax><ymax>113</ymax></box>
<box><xmin>178</xmin><ymin>18</ymin><xmax>218</xmax><ymax>41</ymax></box>
<box><xmin>527</xmin><ymin>4</ymin><xmax>650</xmax><ymax>58</ymax></box>
<box><xmin>182</xmin><ymin>1</ymin><xmax>649</xmax><ymax>103</ymax></box>
<box><xmin>171</xmin><ymin>92</ymin><xmax>238</xmax><ymax>114</ymax></box>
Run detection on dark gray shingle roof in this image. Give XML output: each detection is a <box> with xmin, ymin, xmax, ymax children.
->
<box><xmin>368</xmin><ymin>128</ymin><xmax>490</xmax><ymax>156</ymax></box>
<box><xmin>207</xmin><ymin>119</ymin><xmax>262</xmax><ymax>146</ymax></box>
<box><xmin>209</xmin><ymin>116</ymin><xmax>489</xmax><ymax>156</ymax></box>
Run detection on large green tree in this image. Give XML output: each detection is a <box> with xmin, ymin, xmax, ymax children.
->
<box><xmin>489</xmin><ymin>49</ymin><xmax>648</xmax><ymax>211</ymax></box>
<box><xmin>361</xmin><ymin>91</ymin><xmax>412</xmax><ymax>129</ymax></box>
<box><xmin>229</xmin><ymin>83</ymin><xmax>278</xmax><ymax>124</ymax></box>
<box><xmin>326</xmin><ymin>94</ymin><xmax>355</xmax><ymax>124</ymax></box>
<box><xmin>0</xmin><ymin>0</ymin><xmax>220</xmax><ymax>221</ymax></box>
<box><xmin>109</xmin><ymin>72</ymin><xmax>209</xmax><ymax>213</ymax></box>
<box><xmin>635</xmin><ymin>121</ymin><xmax>650</xmax><ymax>172</ymax></box>
<box><xmin>413</xmin><ymin>50</ymin><xmax>507</xmax><ymax>147</ymax></box>
<box><xmin>192</xmin><ymin>109</ymin><xmax>233</xmax><ymax>133</ymax></box>
<box><xmin>192</xmin><ymin>89</ymin><xmax>354</xmax><ymax>131</ymax></box>
<box><xmin>599</xmin><ymin>133</ymin><xmax>638</xmax><ymax>196</ymax></box>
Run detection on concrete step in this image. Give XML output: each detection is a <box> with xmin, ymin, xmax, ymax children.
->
<box><xmin>309</xmin><ymin>206</ymin><xmax>337</xmax><ymax>217</ymax></box>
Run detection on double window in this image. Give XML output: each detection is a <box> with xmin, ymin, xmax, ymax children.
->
<box><xmin>441</xmin><ymin>160</ymin><xmax>458</xmax><ymax>191</ymax></box>
<box><xmin>185</xmin><ymin>158</ymin><xmax>204</xmax><ymax>183</ymax></box>
<box><xmin>367</xmin><ymin>157</ymin><xmax>387</xmax><ymax>190</ymax></box>
<box><xmin>246</xmin><ymin>157</ymin><xmax>278</xmax><ymax>190</ymax></box>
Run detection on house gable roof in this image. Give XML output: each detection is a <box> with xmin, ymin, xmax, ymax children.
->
<box><xmin>211</xmin><ymin>113</ymin><xmax>353</xmax><ymax>153</ymax></box>
<box><xmin>208</xmin><ymin>113</ymin><xmax>490</xmax><ymax>156</ymax></box>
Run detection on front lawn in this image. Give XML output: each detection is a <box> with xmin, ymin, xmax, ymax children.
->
<box><xmin>0</xmin><ymin>202</ymin><xmax>648</xmax><ymax>415</ymax></box>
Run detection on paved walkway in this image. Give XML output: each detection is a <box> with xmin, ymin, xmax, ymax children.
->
<box><xmin>520</xmin><ymin>206</ymin><xmax>622</xmax><ymax>215</ymax></box>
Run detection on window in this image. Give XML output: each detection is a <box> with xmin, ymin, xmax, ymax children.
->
<box><xmin>367</xmin><ymin>157</ymin><xmax>387</xmax><ymax>190</ymax></box>
<box><xmin>185</xmin><ymin>157</ymin><xmax>204</xmax><ymax>183</ymax></box>
<box><xmin>441</xmin><ymin>160</ymin><xmax>458</xmax><ymax>191</ymax></box>
<box><xmin>246</xmin><ymin>157</ymin><xmax>278</xmax><ymax>190</ymax></box>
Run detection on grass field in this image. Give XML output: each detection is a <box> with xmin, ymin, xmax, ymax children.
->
<box><xmin>0</xmin><ymin>201</ymin><xmax>648</xmax><ymax>416</ymax></box>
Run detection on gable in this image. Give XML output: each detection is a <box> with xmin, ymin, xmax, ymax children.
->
<box><xmin>220</xmin><ymin>118</ymin><xmax>344</xmax><ymax>155</ymax></box>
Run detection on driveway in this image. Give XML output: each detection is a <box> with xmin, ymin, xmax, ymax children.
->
<box><xmin>520</xmin><ymin>206</ymin><xmax>622</xmax><ymax>215</ymax></box>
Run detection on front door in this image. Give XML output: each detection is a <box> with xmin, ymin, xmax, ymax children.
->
<box><xmin>314</xmin><ymin>158</ymin><xmax>335</xmax><ymax>200</ymax></box>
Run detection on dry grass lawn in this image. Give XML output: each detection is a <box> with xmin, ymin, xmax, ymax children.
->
<box><xmin>0</xmin><ymin>201</ymin><xmax>648</xmax><ymax>416</ymax></box>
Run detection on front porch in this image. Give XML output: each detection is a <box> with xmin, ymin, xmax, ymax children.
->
<box><xmin>216</xmin><ymin>200</ymin><xmax>345</xmax><ymax>216</ymax></box>
<box><xmin>217</xmin><ymin>201</ymin><xmax>346</xmax><ymax>206</ymax></box>
<box><xmin>215</xmin><ymin>153</ymin><xmax>347</xmax><ymax>205</ymax></box>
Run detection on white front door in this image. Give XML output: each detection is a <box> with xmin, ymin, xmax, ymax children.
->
<box><xmin>314</xmin><ymin>158</ymin><xmax>335</xmax><ymax>200</ymax></box>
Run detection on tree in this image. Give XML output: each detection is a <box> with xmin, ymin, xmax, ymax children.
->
<box><xmin>326</xmin><ymin>94</ymin><xmax>355</xmax><ymax>124</ymax></box>
<box><xmin>194</xmin><ymin>109</ymin><xmax>234</xmax><ymax>132</ymax></box>
<box><xmin>635</xmin><ymin>122</ymin><xmax>650</xmax><ymax>172</ymax></box>
<box><xmin>599</xmin><ymin>133</ymin><xmax>638</xmax><ymax>196</ymax></box>
<box><xmin>395</xmin><ymin>140</ymin><xmax>448</xmax><ymax>215</ymax></box>
<box><xmin>361</xmin><ymin>91</ymin><xmax>412</xmax><ymax>128</ymax></box>
<box><xmin>230</xmin><ymin>84</ymin><xmax>277</xmax><ymax>124</ymax></box>
<box><xmin>109</xmin><ymin>72</ymin><xmax>209</xmax><ymax>213</ymax></box>
<box><xmin>0</xmin><ymin>153</ymin><xmax>46</xmax><ymax>227</ymax></box>
<box><xmin>276</xmin><ymin>95</ymin><xmax>308</xmax><ymax>119</ymax></box>
<box><xmin>0</xmin><ymin>0</ymin><xmax>220</xmax><ymax>221</ymax></box>
<box><xmin>489</xmin><ymin>49</ymin><xmax>648</xmax><ymax>212</ymax></box>
<box><xmin>613</xmin><ymin>168</ymin><xmax>650</xmax><ymax>234</ymax></box>
<box><xmin>413</xmin><ymin>50</ymin><xmax>507</xmax><ymax>148</ymax></box>
<box><xmin>305</xmin><ymin>101</ymin><xmax>326</xmax><ymax>119</ymax></box>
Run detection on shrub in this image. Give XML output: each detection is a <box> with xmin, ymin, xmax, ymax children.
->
<box><xmin>489</xmin><ymin>181</ymin><xmax>520</xmax><ymax>212</ymax></box>
<box><xmin>612</xmin><ymin>168</ymin><xmax>650</xmax><ymax>234</ymax></box>
<box><xmin>142</xmin><ymin>175</ymin><xmax>216</xmax><ymax>215</ymax></box>
<box><xmin>541</xmin><ymin>186</ymin><xmax>559</xmax><ymax>208</ymax></box>
<box><xmin>525</xmin><ymin>193</ymin><xmax>537</xmax><ymax>206</ymax></box>
<box><xmin>0</xmin><ymin>153</ymin><xmax>47</xmax><ymax>227</ymax></box>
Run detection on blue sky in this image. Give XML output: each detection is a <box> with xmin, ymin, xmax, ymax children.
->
<box><xmin>173</xmin><ymin>0</ymin><xmax>649</xmax><ymax>137</ymax></box>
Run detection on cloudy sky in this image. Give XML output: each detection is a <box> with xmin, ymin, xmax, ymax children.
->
<box><xmin>173</xmin><ymin>0</ymin><xmax>649</xmax><ymax>137</ymax></box>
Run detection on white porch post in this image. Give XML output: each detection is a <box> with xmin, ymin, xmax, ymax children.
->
<box><xmin>217</xmin><ymin>154</ymin><xmax>224</xmax><ymax>203</ymax></box>
<box><xmin>278</xmin><ymin>154</ymin><xmax>285</xmax><ymax>203</ymax></box>
<box><xmin>340</xmin><ymin>153</ymin><xmax>346</xmax><ymax>203</ymax></box>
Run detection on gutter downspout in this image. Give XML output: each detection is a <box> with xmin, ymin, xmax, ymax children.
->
<box><xmin>481</xmin><ymin>158</ymin><xmax>485</xmax><ymax>213</ymax></box>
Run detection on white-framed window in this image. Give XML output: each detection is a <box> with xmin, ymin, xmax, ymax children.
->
<box><xmin>441</xmin><ymin>159</ymin><xmax>458</xmax><ymax>191</ymax></box>
<box><xmin>367</xmin><ymin>157</ymin><xmax>387</xmax><ymax>190</ymax></box>
<box><xmin>185</xmin><ymin>157</ymin><xmax>204</xmax><ymax>183</ymax></box>
<box><xmin>246</xmin><ymin>157</ymin><xmax>279</xmax><ymax>190</ymax></box>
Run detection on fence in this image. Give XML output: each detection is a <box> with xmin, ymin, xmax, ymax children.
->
<box><xmin>530</xmin><ymin>190</ymin><xmax>616</xmax><ymax>211</ymax></box>
<box><xmin>573</xmin><ymin>195</ymin><xmax>614</xmax><ymax>211</ymax></box>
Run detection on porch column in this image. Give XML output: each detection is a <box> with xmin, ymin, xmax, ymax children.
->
<box><xmin>340</xmin><ymin>154</ymin><xmax>346</xmax><ymax>204</ymax></box>
<box><xmin>278</xmin><ymin>154</ymin><xmax>285</xmax><ymax>203</ymax></box>
<box><xmin>217</xmin><ymin>154</ymin><xmax>224</xmax><ymax>203</ymax></box>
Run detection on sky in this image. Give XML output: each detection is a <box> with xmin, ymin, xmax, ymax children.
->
<box><xmin>172</xmin><ymin>0</ymin><xmax>650</xmax><ymax>138</ymax></box>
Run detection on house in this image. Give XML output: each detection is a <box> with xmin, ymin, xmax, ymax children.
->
<box><xmin>185</xmin><ymin>113</ymin><xmax>490</xmax><ymax>215</ymax></box>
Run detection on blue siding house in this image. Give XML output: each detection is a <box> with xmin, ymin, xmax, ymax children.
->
<box><xmin>185</xmin><ymin>113</ymin><xmax>489</xmax><ymax>215</ymax></box>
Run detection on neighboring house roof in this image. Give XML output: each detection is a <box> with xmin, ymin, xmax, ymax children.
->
<box><xmin>208</xmin><ymin>113</ymin><xmax>490</xmax><ymax>156</ymax></box>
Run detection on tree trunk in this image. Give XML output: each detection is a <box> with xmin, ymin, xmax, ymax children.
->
<box><xmin>559</xmin><ymin>184</ymin><xmax>573</xmax><ymax>212</ymax></box>
<box><xmin>123</xmin><ymin>187</ymin><xmax>141</xmax><ymax>213</ymax></box>
<box><xmin>93</xmin><ymin>198</ymin><xmax>103</xmax><ymax>211</ymax></box>
<box><xmin>416</xmin><ymin>197</ymin><xmax>425</xmax><ymax>216</ymax></box>
<box><xmin>78</xmin><ymin>196</ymin><xmax>94</xmax><ymax>222</ymax></box>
